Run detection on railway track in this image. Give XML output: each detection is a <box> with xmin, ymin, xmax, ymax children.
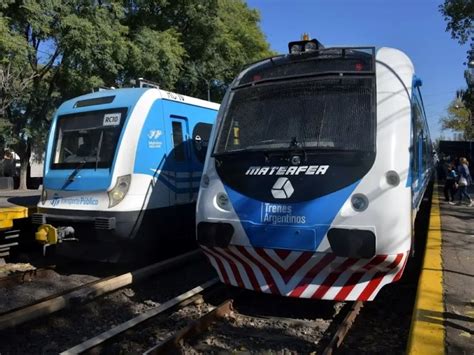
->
<box><xmin>1</xmin><ymin>254</ymin><xmax>386</xmax><ymax>354</ymax></box>
<box><xmin>61</xmin><ymin>278</ymin><xmax>221</xmax><ymax>354</ymax></box>
<box><xmin>141</xmin><ymin>297</ymin><xmax>364</xmax><ymax>354</ymax></box>
<box><xmin>322</xmin><ymin>301</ymin><xmax>364</xmax><ymax>355</ymax></box>
<box><xmin>144</xmin><ymin>297</ymin><xmax>234</xmax><ymax>354</ymax></box>
<box><xmin>0</xmin><ymin>250</ymin><xmax>204</xmax><ymax>331</ymax></box>
<box><xmin>61</xmin><ymin>280</ymin><xmax>364</xmax><ymax>354</ymax></box>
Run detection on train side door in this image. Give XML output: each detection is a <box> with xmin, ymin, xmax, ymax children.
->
<box><xmin>169</xmin><ymin>116</ymin><xmax>193</xmax><ymax>205</ymax></box>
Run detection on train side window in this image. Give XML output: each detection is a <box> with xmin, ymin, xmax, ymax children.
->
<box><xmin>412</xmin><ymin>93</ymin><xmax>428</xmax><ymax>179</ymax></box>
<box><xmin>422</xmin><ymin>136</ymin><xmax>429</xmax><ymax>168</ymax></box>
<box><xmin>192</xmin><ymin>123</ymin><xmax>213</xmax><ymax>163</ymax></box>
<box><xmin>412</xmin><ymin>103</ymin><xmax>421</xmax><ymax>177</ymax></box>
<box><xmin>172</xmin><ymin>121</ymin><xmax>185</xmax><ymax>161</ymax></box>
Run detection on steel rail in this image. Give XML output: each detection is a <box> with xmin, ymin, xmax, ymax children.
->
<box><xmin>61</xmin><ymin>278</ymin><xmax>219</xmax><ymax>355</ymax></box>
<box><xmin>144</xmin><ymin>298</ymin><xmax>234</xmax><ymax>355</ymax></box>
<box><xmin>0</xmin><ymin>249</ymin><xmax>203</xmax><ymax>330</ymax></box>
<box><xmin>322</xmin><ymin>301</ymin><xmax>364</xmax><ymax>355</ymax></box>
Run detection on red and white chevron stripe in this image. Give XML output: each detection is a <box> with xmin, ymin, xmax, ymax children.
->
<box><xmin>200</xmin><ymin>245</ymin><xmax>408</xmax><ymax>301</ymax></box>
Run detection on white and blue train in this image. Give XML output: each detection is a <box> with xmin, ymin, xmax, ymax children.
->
<box><xmin>34</xmin><ymin>87</ymin><xmax>219</xmax><ymax>262</ymax></box>
<box><xmin>196</xmin><ymin>38</ymin><xmax>433</xmax><ymax>301</ymax></box>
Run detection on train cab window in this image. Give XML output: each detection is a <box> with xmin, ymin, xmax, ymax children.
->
<box><xmin>215</xmin><ymin>77</ymin><xmax>375</xmax><ymax>155</ymax></box>
<box><xmin>52</xmin><ymin>108</ymin><xmax>127</xmax><ymax>169</ymax></box>
<box><xmin>172</xmin><ymin>121</ymin><xmax>185</xmax><ymax>161</ymax></box>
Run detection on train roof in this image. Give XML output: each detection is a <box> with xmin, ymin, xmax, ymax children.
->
<box><xmin>236</xmin><ymin>46</ymin><xmax>416</xmax><ymax>89</ymax></box>
<box><xmin>233</xmin><ymin>46</ymin><xmax>415</xmax><ymax>97</ymax></box>
<box><xmin>57</xmin><ymin>87</ymin><xmax>220</xmax><ymax>113</ymax></box>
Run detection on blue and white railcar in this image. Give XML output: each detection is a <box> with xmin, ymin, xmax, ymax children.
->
<box><xmin>34</xmin><ymin>88</ymin><xmax>219</xmax><ymax>261</ymax></box>
<box><xmin>196</xmin><ymin>40</ymin><xmax>433</xmax><ymax>301</ymax></box>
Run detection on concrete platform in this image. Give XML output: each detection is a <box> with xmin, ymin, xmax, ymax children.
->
<box><xmin>408</xmin><ymin>183</ymin><xmax>473</xmax><ymax>354</ymax></box>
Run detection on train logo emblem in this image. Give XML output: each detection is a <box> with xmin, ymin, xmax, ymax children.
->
<box><xmin>148</xmin><ymin>130</ymin><xmax>162</xmax><ymax>139</ymax></box>
<box><xmin>271</xmin><ymin>177</ymin><xmax>294</xmax><ymax>199</ymax></box>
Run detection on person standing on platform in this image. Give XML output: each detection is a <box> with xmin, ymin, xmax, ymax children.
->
<box><xmin>444</xmin><ymin>161</ymin><xmax>458</xmax><ymax>205</ymax></box>
<box><xmin>3</xmin><ymin>150</ymin><xmax>15</xmax><ymax>177</ymax></box>
<box><xmin>456</xmin><ymin>157</ymin><xmax>472</xmax><ymax>206</ymax></box>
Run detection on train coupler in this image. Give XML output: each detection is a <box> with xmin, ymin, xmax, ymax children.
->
<box><xmin>35</xmin><ymin>224</ymin><xmax>78</xmax><ymax>256</ymax></box>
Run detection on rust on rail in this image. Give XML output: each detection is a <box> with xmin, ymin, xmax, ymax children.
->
<box><xmin>322</xmin><ymin>301</ymin><xmax>364</xmax><ymax>355</ymax></box>
<box><xmin>145</xmin><ymin>299</ymin><xmax>234</xmax><ymax>355</ymax></box>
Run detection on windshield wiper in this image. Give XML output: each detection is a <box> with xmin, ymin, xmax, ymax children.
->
<box><xmin>213</xmin><ymin>141</ymin><xmax>303</xmax><ymax>158</ymax></box>
<box><xmin>61</xmin><ymin>161</ymin><xmax>86</xmax><ymax>190</ymax></box>
<box><xmin>95</xmin><ymin>131</ymin><xmax>103</xmax><ymax>170</ymax></box>
<box><xmin>213</xmin><ymin>148</ymin><xmax>259</xmax><ymax>157</ymax></box>
<box><xmin>245</xmin><ymin>139</ymin><xmax>289</xmax><ymax>149</ymax></box>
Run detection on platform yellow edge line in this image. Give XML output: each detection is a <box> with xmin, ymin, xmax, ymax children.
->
<box><xmin>407</xmin><ymin>186</ymin><xmax>444</xmax><ymax>355</ymax></box>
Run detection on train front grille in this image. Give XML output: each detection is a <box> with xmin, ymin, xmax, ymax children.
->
<box><xmin>94</xmin><ymin>217</ymin><xmax>116</xmax><ymax>230</ymax></box>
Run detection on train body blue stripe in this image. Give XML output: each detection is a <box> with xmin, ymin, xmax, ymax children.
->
<box><xmin>224</xmin><ymin>181</ymin><xmax>360</xmax><ymax>251</ymax></box>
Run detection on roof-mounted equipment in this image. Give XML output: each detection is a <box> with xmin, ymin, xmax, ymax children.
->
<box><xmin>288</xmin><ymin>33</ymin><xmax>324</xmax><ymax>54</ymax></box>
<box><xmin>136</xmin><ymin>78</ymin><xmax>160</xmax><ymax>89</ymax></box>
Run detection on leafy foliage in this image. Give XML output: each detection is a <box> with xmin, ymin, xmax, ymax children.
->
<box><xmin>439</xmin><ymin>0</ymin><xmax>473</xmax><ymax>45</ymax></box>
<box><xmin>440</xmin><ymin>97</ymin><xmax>474</xmax><ymax>139</ymax></box>
<box><xmin>126</xmin><ymin>28</ymin><xmax>186</xmax><ymax>89</ymax></box>
<box><xmin>439</xmin><ymin>0</ymin><xmax>473</xmax><ymax>141</ymax></box>
<box><xmin>0</xmin><ymin>0</ymin><xmax>273</xmax><ymax>188</ymax></box>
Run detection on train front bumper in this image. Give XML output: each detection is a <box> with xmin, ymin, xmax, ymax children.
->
<box><xmin>32</xmin><ymin>207</ymin><xmax>139</xmax><ymax>241</ymax></box>
<box><xmin>199</xmin><ymin>245</ymin><xmax>408</xmax><ymax>301</ymax></box>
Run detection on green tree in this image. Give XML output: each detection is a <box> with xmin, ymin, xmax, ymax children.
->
<box><xmin>439</xmin><ymin>0</ymin><xmax>473</xmax><ymax>140</ymax></box>
<box><xmin>122</xmin><ymin>0</ymin><xmax>275</xmax><ymax>101</ymax></box>
<box><xmin>0</xmin><ymin>1</ymin><xmax>131</xmax><ymax>188</ymax></box>
<box><xmin>0</xmin><ymin>1</ymin><xmax>184</xmax><ymax>189</ymax></box>
<box><xmin>439</xmin><ymin>0</ymin><xmax>473</xmax><ymax>45</ymax></box>
<box><xmin>0</xmin><ymin>0</ymin><xmax>273</xmax><ymax>189</ymax></box>
<box><xmin>440</xmin><ymin>96</ymin><xmax>474</xmax><ymax>139</ymax></box>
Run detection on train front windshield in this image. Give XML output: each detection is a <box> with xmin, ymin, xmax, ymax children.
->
<box><xmin>51</xmin><ymin>108</ymin><xmax>127</xmax><ymax>169</ymax></box>
<box><xmin>214</xmin><ymin>50</ymin><xmax>376</xmax><ymax>155</ymax></box>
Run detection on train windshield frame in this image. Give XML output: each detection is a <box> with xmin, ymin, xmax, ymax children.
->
<box><xmin>213</xmin><ymin>47</ymin><xmax>376</xmax><ymax>156</ymax></box>
<box><xmin>51</xmin><ymin>107</ymin><xmax>128</xmax><ymax>170</ymax></box>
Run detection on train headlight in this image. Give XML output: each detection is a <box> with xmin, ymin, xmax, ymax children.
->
<box><xmin>385</xmin><ymin>170</ymin><xmax>400</xmax><ymax>187</ymax></box>
<box><xmin>290</xmin><ymin>44</ymin><xmax>303</xmax><ymax>54</ymax></box>
<box><xmin>111</xmin><ymin>190</ymin><xmax>125</xmax><ymax>201</ymax></box>
<box><xmin>216</xmin><ymin>192</ymin><xmax>230</xmax><ymax>210</ymax></box>
<box><xmin>108</xmin><ymin>175</ymin><xmax>131</xmax><ymax>208</ymax></box>
<box><xmin>288</xmin><ymin>37</ymin><xmax>322</xmax><ymax>54</ymax></box>
<box><xmin>351</xmin><ymin>194</ymin><xmax>369</xmax><ymax>212</ymax></box>
<box><xmin>304</xmin><ymin>41</ymin><xmax>318</xmax><ymax>52</ymax></box>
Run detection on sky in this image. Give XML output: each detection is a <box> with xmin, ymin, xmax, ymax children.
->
<box><xmin>246</xmin><ymin>0</ymin><xmax>471</xmax><ymax>139</ymax></box>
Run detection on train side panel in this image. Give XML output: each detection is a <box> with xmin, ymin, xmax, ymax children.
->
<box><xmin>328</xmin><ymin>48</ymin><xmax>413</xmax><ymax>255</ymax></box>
